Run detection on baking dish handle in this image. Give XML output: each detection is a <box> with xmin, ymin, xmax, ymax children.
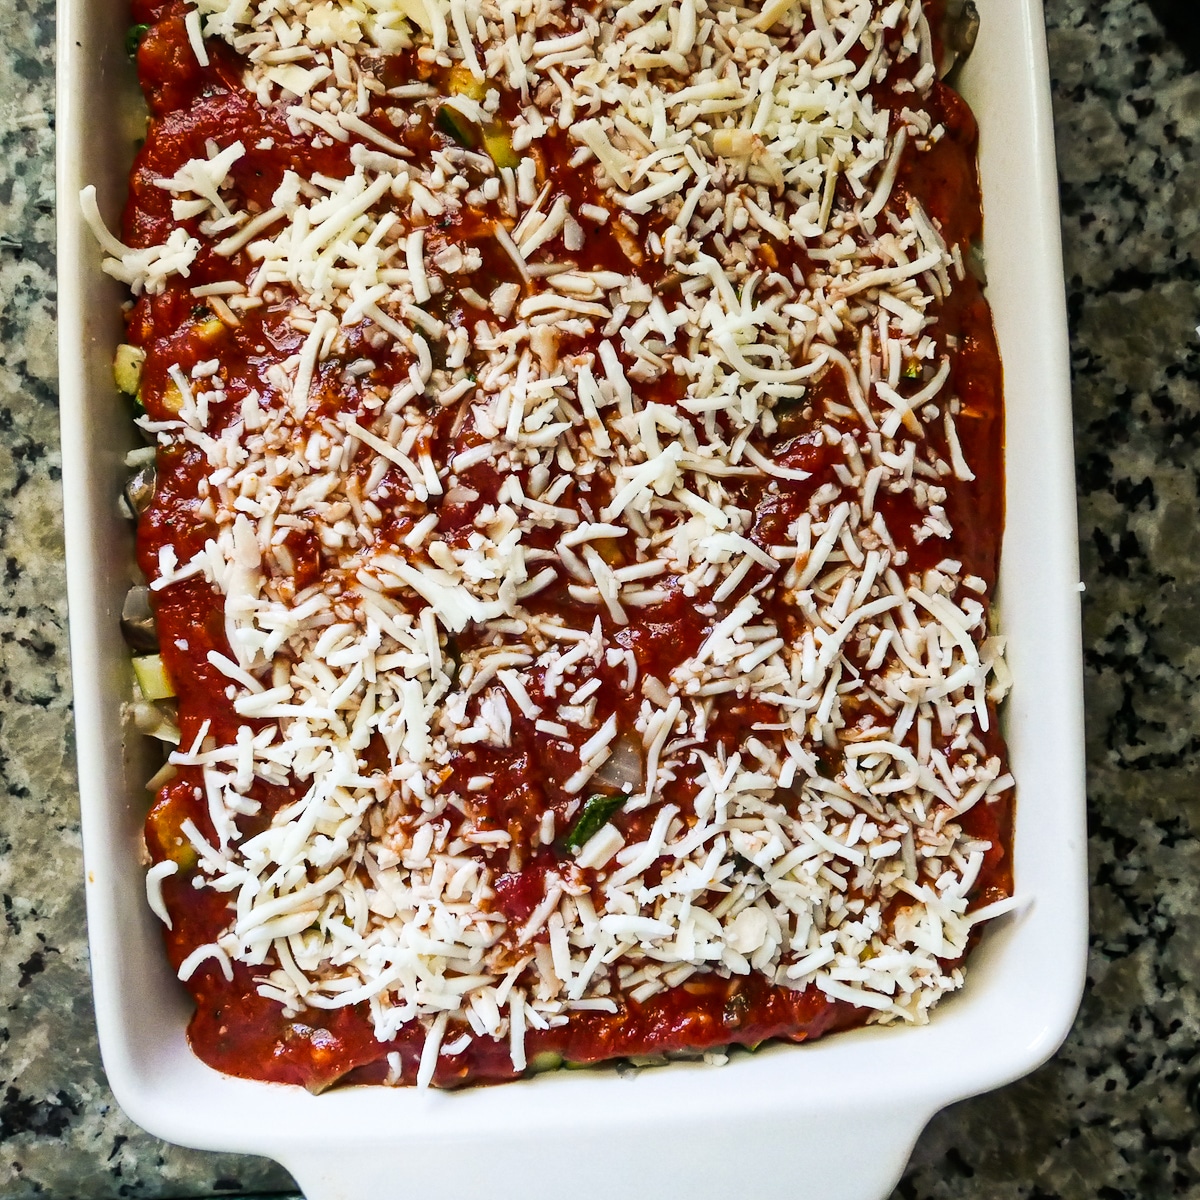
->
<box><xmin>281</xmin><ymin>1107</ymin><xmax>929</xmax><ymax>1200</ymax></box>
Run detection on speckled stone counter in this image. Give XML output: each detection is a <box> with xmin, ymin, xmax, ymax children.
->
<box><xmin>2</xmin><ymin>1</ymin><xmax>1198</xmax><ymax>1196</ymax></box>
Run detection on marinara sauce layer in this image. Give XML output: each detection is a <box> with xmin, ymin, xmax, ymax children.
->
<box><xmin>106</xmin><ymin>0</ymin><xmax>1013</xmax><ymax>1091</ymax></box>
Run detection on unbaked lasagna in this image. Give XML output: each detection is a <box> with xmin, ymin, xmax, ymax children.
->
<box><xmin>87</xmin><ymin>0</ymin><xmax>1015</xmax><ymax>1090</ymax></box>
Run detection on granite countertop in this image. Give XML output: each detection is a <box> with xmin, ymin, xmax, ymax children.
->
<box><xmin>3</xmin><ymin>0</ymin><xmax>1198</xmax><ymax>1195</ymax></box>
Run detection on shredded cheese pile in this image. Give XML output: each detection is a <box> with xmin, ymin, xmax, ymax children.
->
<box><xmin>92</xmin><ymin>0</ymin><xmax>1016</xmax><ymax>1082</ymax></box>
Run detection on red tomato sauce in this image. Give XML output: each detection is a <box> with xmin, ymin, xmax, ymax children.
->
<box><xmin>126</xmin><ymin>0</ymin><xmax>1012</xmax><ymax>1090</ymax></box>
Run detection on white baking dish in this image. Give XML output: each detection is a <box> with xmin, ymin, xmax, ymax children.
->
<box><xmin>56</xmin><ymin>3</ymin><xmax>1087</xmax><ymax>1197</ymax></box>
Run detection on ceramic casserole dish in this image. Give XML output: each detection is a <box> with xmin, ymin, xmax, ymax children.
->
<box><xmin>57</xmin><ymin>1</ymin><xmax>1087</xmax><ymax>1196</ymax></box>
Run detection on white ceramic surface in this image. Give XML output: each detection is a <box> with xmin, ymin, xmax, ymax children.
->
<box><xmin>56</xmin><ymin>3</ymin><xmax>1088</xmax><ymax>1197</ymax></box>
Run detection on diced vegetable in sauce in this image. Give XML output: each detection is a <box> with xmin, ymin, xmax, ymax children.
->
<box><xmin>113</xmin><ymin>343</ymin><xmax>146</xmax><ymax>395</ymax></box>
<box><xmin>564</xmin><ymin>794</ymin><xmax>626</xmax><ymax>854</ymax></box>
<box><xmin>133</xmin><ymin>654</ymin><xmax>175</xmax><ymax>701</ymax></box>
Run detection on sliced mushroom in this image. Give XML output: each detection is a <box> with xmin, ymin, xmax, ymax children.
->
<box><xmin>129</xmin><ymin>699</ymin><xmax>180</xmax><ymax>745</ymax></box>
<box><xmin>124</xmin><ymin>464</ymin><xmax>156</xmax><ymax>517</ymax></box>
<box><xmin>121</xmin><ymin>585</ymin><xmax>159</xmax><ymax>652</ymax></box>
<box><xmin>938</xmin><ymin>0</ymin><xmax>980</xmax><ymax>78</ymax></box>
